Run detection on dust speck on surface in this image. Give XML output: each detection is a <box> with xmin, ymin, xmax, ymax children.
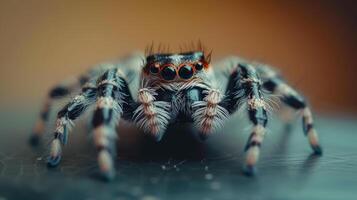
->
<box><xmin>131</xmin><ymin>186</ymin><xmax>143</xmax><ymax>196</ymax></box>
<box><xmin>150</xmin><ymin>177</ymin><xmax>159</xmax><ymax>184</ymax></box>
<box><xmin>205</xmin><ymin>173</ymin><xmax>213</xmax><ymax>180</ymax></box>
<box><xmin>210</xmin><ymin>181</ymin><xmax>221</xmax><ymax>190</ymax></box>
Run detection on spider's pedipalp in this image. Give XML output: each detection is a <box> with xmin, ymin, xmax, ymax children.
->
<box><xmin>191</xmin><ymin>88</ymin><xmax>229</xmax><ymax>139</ymax></box>
<box><xmin>133</xmin><ymin>88</ymin><xmax>171</xmax><ymax>141</ymax></box>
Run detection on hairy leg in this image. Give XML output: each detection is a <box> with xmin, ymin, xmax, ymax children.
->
<box><xmin>223</xmin><ymin>63</ymin><xmax>269</xmax><ymax>176</ymax></box>
<box><xmin>30</xmin><ymin>74</ymin><xmax>90</xmax><ymax>145</ymax></box>
<box><xmin>132</xmin><ymin>88</ymin><xmax>172</xmax><ymax>141</ymax></box>
<box><xmin>47</xmin><ymin>82</ymin><xmax>97</xmax><ymax>167</ymax></box>
<box><xmin>91</xmin><ymin>68</ymin><xmax>135</xmax><ymax>180</ymax></box>
<box><xmin>257</xmin><ymin>65</ymin><xmax>322</xmax><ymax>155</ymax></box>
<box><xmin>187</xmin><ymin>87</ymin><xmax>229</xmax><ymax>140</ymax></box>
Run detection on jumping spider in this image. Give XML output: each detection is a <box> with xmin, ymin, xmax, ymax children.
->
<box><xmin>30</xmin><ymin>44</ymin><xmax>322</xmax><ymax>180</ymax></box>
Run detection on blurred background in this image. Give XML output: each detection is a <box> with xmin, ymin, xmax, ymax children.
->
<box><xmin>0</xmin><ymin>0</ymin><xmax>356</xmax><ymax>115</ymax></box>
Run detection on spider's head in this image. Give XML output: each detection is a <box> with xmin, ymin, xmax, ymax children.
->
<box><xmin>143</xmin><ymin>51</ymin><xmax>211</xmax><ymax>82</ymax></box>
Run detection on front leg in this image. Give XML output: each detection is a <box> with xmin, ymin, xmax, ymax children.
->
<box><xmin>224</xmin><ymin>63</ymin><xmax>268</xmax><ymax>176</ymax></box>
<box><xmin>91</xmin><ymin>68</ymin><xmax>136</xmax><ymax>181</ymax></box>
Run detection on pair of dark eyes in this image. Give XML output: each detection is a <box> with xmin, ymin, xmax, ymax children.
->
<box><xmin>150</xmin><ymin>63</ymin><xmax>204</xmax><ymax>80</ymax></box>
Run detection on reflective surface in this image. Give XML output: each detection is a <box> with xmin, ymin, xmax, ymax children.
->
<box><xmin>0</xmin><ymin>108</ymin><xmax>356</xmax><ymax>200</ymax></box>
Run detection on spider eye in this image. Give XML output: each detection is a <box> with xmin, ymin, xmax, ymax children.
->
<box><xmin>149</xmin><ymin>65</ymin><xmax>159</xmax><ymax>74</ymax></box>
<box><xmin>178</xmin><ymin>65</ymin><xmax>194</xmax><ymax>79</ymax></box>
<box><xmin>161</xmin><ymin>66</ymin><xmax>176</xmax><ymax>80</ymax></box>
<box><xmin>194</xmin><ymin>62</ymin><xmax>204</xmax><ymax>71</ymax></box>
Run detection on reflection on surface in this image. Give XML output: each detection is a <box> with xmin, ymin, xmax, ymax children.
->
<box><xmin>0</xmin><ymin>113</ymin><xmax>357</xmax><ymax>199</ymax></box>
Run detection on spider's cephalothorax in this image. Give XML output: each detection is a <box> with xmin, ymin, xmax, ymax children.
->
<box><xmin>30</xmin><ymin>47</ymin><xmax>323</xmax><ymax>181</ymax></box>
<box><xmin>141</xmin><ymin>51</ymin><xmax>216</xmax><ymax>91</ymax></box>
<box><xmin>135</xmin><ymin>51</ymin><xmax>222</xmax><ymax>140</ymax></box>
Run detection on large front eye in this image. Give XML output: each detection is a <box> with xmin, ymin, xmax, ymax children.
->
<box><xmin>161</xmin><ymin>66</ymin><xmax>176</xmax><ymax>80</ymax></box>
<box><xmin>178</xmin><ymin>65</ymin><xmax>194</xmax><ymax>79</ymax></box>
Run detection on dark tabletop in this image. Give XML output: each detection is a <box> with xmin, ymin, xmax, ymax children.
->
<box><xmin>0</xmin><ymin>107</ymin><xmax>356</xmax><ymax>200</ymax></box>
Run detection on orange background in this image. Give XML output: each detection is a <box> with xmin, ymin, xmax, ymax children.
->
<box><xmin>0</xmin><ymin>0</ymin><xmax>356</xmax><ymax>114</ymax></box>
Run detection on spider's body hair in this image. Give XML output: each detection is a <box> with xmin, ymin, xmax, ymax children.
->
<box><xmin>146</xmin><ymin>52</ymin><xmax>204</xmax><ymax>66</ymax></box>
<box><xmin>192</xmin><ymin>89</ymin><xmax>230</xmax><ymax>135</ymax></box>
<box><xmin>144</xmin><ymin>41</ymin><xmax>211</xmax><ymax>62</ymax></box>
<box><xmin>133</xmin><ymin>88</ymin><xmax>171</xmax><ymax>140</ymax></box>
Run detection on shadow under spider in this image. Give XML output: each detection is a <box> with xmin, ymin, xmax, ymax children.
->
<box><xmin>117</xmin><ymin>123</ymin><xmax>207</xmax><ymax>162</ymax></box>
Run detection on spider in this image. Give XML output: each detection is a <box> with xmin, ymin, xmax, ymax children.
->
<box><xmin>30</xmin><ymin>44</ymin><xmax>322</xmax><ymax>180</ymax></box>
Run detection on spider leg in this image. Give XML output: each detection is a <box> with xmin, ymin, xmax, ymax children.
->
<box><xmin>258</xmin><ymin>66</ymin><xmax>322</xmax><ymax>155</ymax></box>
<box><xmin>222</xmin><ymin>63</ymin><xmax>268</xmax><ymax>176</ymax></box>
<box><xmin>47</xmin><ymin>82</ymin><xmax>97</xmax><ymax>167</ymax></box>
<box><xmin>132</xmin><ymin>88</ymin><xmax>172</xmax><ymax>141</ymax></box>
<box><xmin>91</xmin><ymin>68</ymin><xmax>136</xmax><ymax>181</ymax></box>
<box><xmin>30</xmin><ymin>74</ymin><xmax>90</xmax><ymax>146</ymax></box>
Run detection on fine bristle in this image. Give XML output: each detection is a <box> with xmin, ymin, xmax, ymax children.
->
<box><xmin>144</xmin><ymin>41</ymin><xmax>212</xmax><ymax>63</ymax></box>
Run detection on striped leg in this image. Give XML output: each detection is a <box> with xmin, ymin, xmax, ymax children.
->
<box><xmin>241</xmin><ymin>64</ymin><xmax>268</xmax><ymax>176</ymax></box>
<box><xmin>133</xmin><ymin>88</ymin><xmax>171</xmax><ymax>141</ymax></box>
<box><xmin>30</xmin><ymin>75</ymin><xmax>89</xmax><ymax>146</ymax></box>
<box><xmin>47</xmin><ymin>84</ymin><xmax>97</xmax><ymax>167</ymax></box>
<box><xmin>190</xmin><ymin>87</ymin><xmax>229</xmax><ymax>140</ymax></box>
<box><xmin>259</xmin><ymin>66</ymin><xmax>322</xmax><ymax>155</ymax></box>
<box><xmin>91</xmin><ymin>68</ymin><xmax>133</xmax><ymax>181</ymax></box>
<box><xmin>224</xmin><ymin>63</ymin><xmax>268</xmax><ymax>176</ymax></box>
